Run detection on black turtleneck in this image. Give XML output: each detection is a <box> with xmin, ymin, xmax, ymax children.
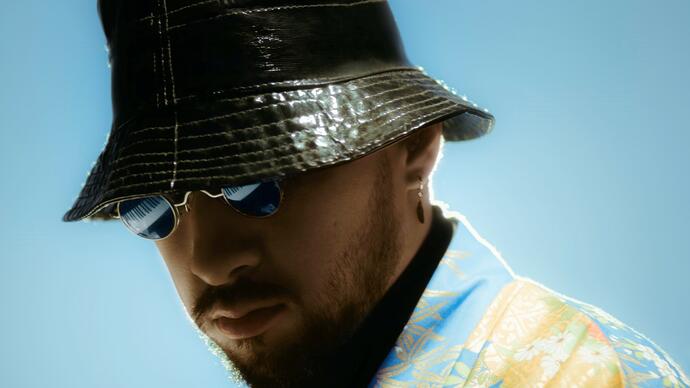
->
<box><xmin>336</xmin><ymin>205</ymin><xmax>457</xmax><ymax>387</ymax></box>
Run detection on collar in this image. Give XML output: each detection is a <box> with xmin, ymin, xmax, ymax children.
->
<box><xmin>341</xmin><ymin>205</ymin><xmax>456</xmax><ymax>386</ymax></box>
<box><xmin>371</xmin><ymin>207</ymin><xmax>515</xmax><ymax>385</ymax></box>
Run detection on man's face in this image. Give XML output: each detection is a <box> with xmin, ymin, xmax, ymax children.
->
<box><xmin>154</xmin><ymin>147</ymin><xmax>407</xmax><ymax>387</ymax></box>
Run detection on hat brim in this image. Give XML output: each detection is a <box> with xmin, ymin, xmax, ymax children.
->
<box><xmin>63</xmin><ymin>68</ymin><xmax>494</xmax><ymax>222</ymax></box>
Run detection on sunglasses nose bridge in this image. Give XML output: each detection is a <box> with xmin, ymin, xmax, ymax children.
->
<box><xmin>176</xmin><ymin>190</ymin><xmax>224</xmax><ymax>213</ymax></box>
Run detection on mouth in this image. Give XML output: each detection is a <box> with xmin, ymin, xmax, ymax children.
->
<box><xmin>214</xmin><ymin>304</ymin><xmax>287</xmax><ymax>340</ymax></box>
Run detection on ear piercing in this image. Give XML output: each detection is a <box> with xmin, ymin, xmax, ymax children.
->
<box><xmin>416</xmin><ymin>176</ymin><xmax>425</xmax><ymax>224</ymax></box>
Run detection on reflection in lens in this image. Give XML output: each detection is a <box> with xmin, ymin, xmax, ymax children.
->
<box><xmin>222</xmin><ymin>181</ymin><xmax>281</xmax><ymax>217</ymax></box>
<box><xmin>119</xmin><ymin>196</ymin><xmax>175</xmax><ymax>239</ymax></box>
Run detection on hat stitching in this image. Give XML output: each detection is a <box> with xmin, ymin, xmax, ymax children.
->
<box><xmin>155</xmin><ymin>0</ymin><xmax>169</xmax><ymax>105</ymax></box>
<box><xmin>112</xmin><ymin>93</ymin><xmax>444</xmax><ymax>170</ymax></box>
<box><xmin>164</xmin><ymin>0</ymin><xmax>216</xmax><ymax>17</ymax></box>
<box><xmin>152</xmin><ymin>52</ymin><xmax>160</xmax><ymax>108</ymax></box>
<box><xmin>161</xmin><ymin>0</ymin><xmax>178</xmax><ymax>104</ymax></box>
<box><xmin>72</xmin><ymin>76</ymin><xmax>474</xmax><ymax>190</ymax></box>
<box><xmin>98</xmin><ymin>95</ymin><xmax>456</xmax><ymax>187</ymax></box>
<box><xmin>80</xmin><ymin>102</ymin><xmax>459</xmax><ymax>218</ymax></box>
<box><xmin>171</xmin><ymin>111</ymin><xmax>180</xmax><ymax>189</ymax></box>
<box><xmin>116</xmin><ymin>80</ymin><xmax>435</xmax><ymax>154</ymax></box>
<box><xmin>111</xmin><ymin>86</ymin><xmax>443</xmax><ymax>165</ymax></box>
<box><xmin>80</xmin><ymin>93</ymin><xmax>455</xmax><ymax>192</ymax></box>
<box><xmin>174</xmin><ymin>66</ymin><xmax>418</xmax><ymax>103</ymax></box>
<box><xmin>161</xmin><ymin>0</ymin><xmax>180</xmax><ymax>188</ymax></box>
<box><xmin>126</xmin><ymin>69</ymin><xmax>429</xmax><ymax>137</ymax></box>
<box><xmin>91</xmin><ymin>88</ymin><xmax>473</xmax><ymax>188</ymax></box>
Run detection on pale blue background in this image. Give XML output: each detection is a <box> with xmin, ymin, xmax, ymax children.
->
<box><xmin>1</xmin><ymin>0</ymin><xmax>688</xmax><ymax>386</ymax></box>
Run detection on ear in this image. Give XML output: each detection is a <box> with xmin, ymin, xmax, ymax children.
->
<box><xmin>401</xmin><ymin>122</ymin><xmax>443</xmax><ymax>191</ymax></box>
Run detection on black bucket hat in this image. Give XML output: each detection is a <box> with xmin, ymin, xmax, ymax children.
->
<box><xmin>63</xmin><ymin>0</ymin><xmax>495</xmax><ymax>222</ymax></box>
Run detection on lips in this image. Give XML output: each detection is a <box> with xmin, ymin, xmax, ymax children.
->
<box><xmin>214</xmin><ymin>303</ymin><xmax>286</xmax><ymax>339</ymax></box>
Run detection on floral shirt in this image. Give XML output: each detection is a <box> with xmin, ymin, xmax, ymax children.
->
<box><xmin>370</xmin><ymin>210</ymin><xmax>689</xmax><ymax>387</ymax></box>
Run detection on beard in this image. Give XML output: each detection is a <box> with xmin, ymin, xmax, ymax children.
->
<box><xmin>194</xmin><ymin>158</ymin><xmax>403</xmax><ymax>388</ymax></box>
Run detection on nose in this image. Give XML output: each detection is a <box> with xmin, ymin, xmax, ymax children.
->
<box><xmin>185</xmin><ymin>193</ymin><xmax>264</xmax><ymax>286</ymax></box>
<box><xmin>191</xmin><ymin>245</ymin><xmax>261</xmax><ymax>286</ymax></box>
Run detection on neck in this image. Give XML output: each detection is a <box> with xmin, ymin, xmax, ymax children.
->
<box><xmin>385</xmin><ymin>200</ymin><xmax>434</xmax><ymax>293</ymax></box>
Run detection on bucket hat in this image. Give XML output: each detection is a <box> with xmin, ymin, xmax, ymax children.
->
<box><xmin>63</xmin><ymin>0</ymin><xmax>494</xmax><ymax>222</ymax></box>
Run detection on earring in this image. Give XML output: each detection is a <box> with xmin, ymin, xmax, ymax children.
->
<box><xmin>416</xmin><ymin>176</ymin><xmax>425</xmax><ymax>224</ymax></box>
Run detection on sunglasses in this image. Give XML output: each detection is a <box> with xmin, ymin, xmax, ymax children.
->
<box><xmin>114</xmin><ymin>179</ymin><xmax>284</xmax><ymax>240</ymax></box>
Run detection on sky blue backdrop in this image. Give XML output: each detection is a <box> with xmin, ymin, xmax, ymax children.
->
<box><xmin>1</xmin><ymin>0</ymin><xmax>688</xmax><ymax>386</ymax></box>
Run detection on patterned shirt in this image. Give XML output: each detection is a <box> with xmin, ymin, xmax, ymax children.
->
<box><xmin>370</xmin><ymin>208</ymin><xmax>689</xmax><ymax>387</ymax></box>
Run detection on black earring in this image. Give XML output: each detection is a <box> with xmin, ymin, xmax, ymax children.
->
<box><xmin>416</xmin><ymin>176</ymin><xmax>425</xmax><ymax>224</ymax></box>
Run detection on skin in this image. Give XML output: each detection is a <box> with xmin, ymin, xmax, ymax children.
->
<box><xmin>154</xmin><ymin>122</ymin><xmax>444</xmax><ymax>387</ymax></box>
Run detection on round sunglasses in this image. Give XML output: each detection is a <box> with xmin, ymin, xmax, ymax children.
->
<box><xmin>114</xmin><ymin>180</ymin><xmax>283</xmax><ymax>240</ymax></box>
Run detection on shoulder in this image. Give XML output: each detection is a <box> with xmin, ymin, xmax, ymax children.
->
<box><xmin>549</xmin><ymin>279</ymin><xmax>689</xmax><ymax>388</ymax></box>
<box><xmin>459</xmin><ymin>278</ymin><xmax>689</xmax><ymax>387</ymax></box>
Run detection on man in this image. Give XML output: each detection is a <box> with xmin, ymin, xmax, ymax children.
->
<box><xmin>64</xmin><ymin>0</ymin><xmax>688</xmax><ymax>387</ymax></box>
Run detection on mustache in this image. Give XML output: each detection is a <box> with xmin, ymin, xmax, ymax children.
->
<box><xmin>192</xmin><ymin>276</ymin><xmax>289</xmax><ymax>326</ymax></box>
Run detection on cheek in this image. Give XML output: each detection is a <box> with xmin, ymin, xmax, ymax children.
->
<box><xmin>269</xmin><ymin>220</ymin><xmax>340</xmax><ymax>301</ymax></box>
<box><xmin>270</xmin><ymin>186</ymin><xmax>369</xmax><ymax>303</ymax></box>
<box><xmin>154</xmin><ymin>240</ymin><xmax>199</xmax><ymax>311</ymax></box>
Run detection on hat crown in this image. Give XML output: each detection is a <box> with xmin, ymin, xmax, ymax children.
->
<box><xmin>97</xmin><ymin>0</ymin><xmax>410</xmax><ymax>124</ymax></box>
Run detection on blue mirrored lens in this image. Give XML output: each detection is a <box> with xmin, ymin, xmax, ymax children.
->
<box><xmin>119</xmin><ymin>196</ymin><xmax>176</xmax><ymax>239</ymax></box>
<box><xmin>222</xmin><ymin>181</ymin><xmax>281</xmax><ymax>217</ymax></box>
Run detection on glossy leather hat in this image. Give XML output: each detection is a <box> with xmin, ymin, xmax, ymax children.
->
<box><xmin>62</xmin><ymin>0</ymin><xmax>495</xmax><ymax>222</ymax></box>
